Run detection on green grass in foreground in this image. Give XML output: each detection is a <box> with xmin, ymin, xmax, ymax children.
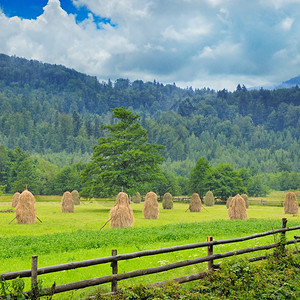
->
<box><xmin>98</xmin><ymin>252</ymin><xmax>300</xmax><ymax>300</ymax></box>
<box><xmin>0</xmin><ymin>200</ymin><xmax>299</xmax><ymax>299</ymax></box>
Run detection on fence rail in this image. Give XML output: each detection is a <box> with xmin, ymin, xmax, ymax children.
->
<box><xmin>1</xmin><ymin>218</ymin><xmax>299</xmax><ymax>299</ymax></box>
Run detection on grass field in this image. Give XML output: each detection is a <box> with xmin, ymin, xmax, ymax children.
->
<box><xmin>0</xmin><ymin>192</ymin><xmax>299</xmax><ymax>299</ymax></box>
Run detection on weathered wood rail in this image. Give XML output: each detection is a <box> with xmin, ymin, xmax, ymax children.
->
<box><xmin>1</xmin><ymin>218</ymin><xmax>299</xmax><ymax>299</ymax></box>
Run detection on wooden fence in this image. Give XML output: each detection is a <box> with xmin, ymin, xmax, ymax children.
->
<box><xmin>1</xmin><ymin>218</ymin><xmax>299</xmax><ymax>299</ymax></box>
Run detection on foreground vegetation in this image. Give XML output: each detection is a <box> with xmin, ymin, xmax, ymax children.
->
<box><xmin>0</xmin><ymin>195</ymin><xmax>299</xmax><ymax>299</ymax></box>
<box><xmin>97</xmin><ymin>252</ymin><xmax>300</xmax><ymax>299</ymax></box>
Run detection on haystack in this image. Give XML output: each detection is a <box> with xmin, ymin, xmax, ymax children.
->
<box><xmin>143</xmin><ymin>191</ymin><xmax>159</xmax><ymax>219</ymax></box>
<box><xmin>284</xmin><ymin>192</ymin><xmax>298</xmax><ymax>214</ymax></box>
<box><xmin>71</xmin><ymin>190</ymin><xmax>80</xmax><ymax>205</ymax></box>
<box><xmin>226</xmin><ymin>196</ymin><xmax>232</xmax><ymax>209</ymax></box>
<box><xmin>110</xmin><ymin>192</ymin><xmax>134</xmax><ymax>228</ymax></box>
<box><xmin>162</xmin><ymin>192</ymin><xmax>173</xmax><ymax>209</ymax></box>
<box><xmin>12</xmin><ymin>192</ymin><xmax>20</xmax><ymax>208</ymax></box>
<box><xmin>204</xmin><ymin>191</ymin><xmax>215</xmax><ymax>206</ymax></box>
<box><xmin>241</xmin><ymin>194</ymin><xmax>249</xmax><ymax>208</ymax></box>
<box><xmin>189</xmin><ymin>193</ymin><xmax>202</xmax><ymax>212</ymax></box>
<box><xmin>228</xmin><ymin>194</ymin><xmax>247</xmax><ymax>220</ymax></box>
<box><xmin>132</xmin><ymin>192</ymin><xmax>141</xmax><ymax>204</ymax></box>
<box><xmin>15</xmin><ymin>190</ymin><xmax>36</xmax><ymax>224</ymax></box>
<box><xmin>61</xmin><ymin>191</ymin><xmax>74</xmax><ymax>213</ymax></box>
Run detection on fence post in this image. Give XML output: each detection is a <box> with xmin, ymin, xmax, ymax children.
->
<box><xmin>111</xmin><ymin>249</ymin><xmax>118</xmax><ymax>293</ymax></box>
<box><xmin>31</xmin><ymin>255</ymin><xmax>38</xmax><ymax>300</ymax></box>
<box><xmin>207</xmin><ymin>236</ymin><xmax>213</xmax><ymax>271</ymax></box>
<box><xmin>280</xmin><ymin>218</ymin><xmax>287</xmax><ymax>254</ymax></box>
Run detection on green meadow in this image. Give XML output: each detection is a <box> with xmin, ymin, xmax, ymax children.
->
<box><xmin>0</xmin><ymin>193</ymin><xmax>299</xmax><ymax>299</ymax></box>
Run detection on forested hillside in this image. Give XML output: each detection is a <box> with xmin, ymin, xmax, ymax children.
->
<box><xmin>0</xmin><ymin>53</ymin><xmax>299</xmax><ymax>195</ymax></box>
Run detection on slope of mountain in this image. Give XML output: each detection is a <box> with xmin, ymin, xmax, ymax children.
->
<box><xmin>276</xmin><ymin>74</ymin><xmax>300</xmax><ymax>89</ymax></box>
<box><xmin>0</xmin><ymin>53</ymin><xmax>299</xmax><ymax>174</ymax></box>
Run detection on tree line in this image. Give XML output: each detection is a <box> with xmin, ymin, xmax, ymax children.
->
<box><xmin>0</xmin><ymin>108</ymin><xmax>299</xmax><ymax>199</ymax></box>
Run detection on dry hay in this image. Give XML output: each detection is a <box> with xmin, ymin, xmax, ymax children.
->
<box><xmin>162</xmin><ymin>192</ymin><xmax>173</xmax><ymax>209</ymax></box>
<box><xmin>143</xmin><ymin>191</ymin><xmax>159</xmax><ymax>219</ymax></box>
<box><xmin>110</xmin><ymin>192</ymin><xmax>134</xmax><ymax>228</ymax></box>
<box><xmin>284</xmin><ymin>192</ymin><xmax>298</xmax><ymax>214</ymax></box>
<box><xmin>61</xmin><ymin>191</ymin><xmax>74</xmax><ymax>213</ymax></box>
<box><xmin>12</xmin><ymin>192</ymin><xmax>20</xmax><ymax>208</ymax></box>
<box><xmin>241</xmin><ymin>194</ymin><xmax>249</xmax><ymax>208</ymax></box>
<box><xmin>204</xmin><ymin>191</ymin><xmax>215</xmax><ymax>206</ymax></box>
<box><xmin>132</xmin><ymin>192</ymin><xmax>142</xmax><ymax>204</ymax></box>
<box><xmin>71</xmin><ymin>190</ymin><xmax>80</xmax><ymax>205</ymax></box>
<box><xmin>189</xmin><ymin>193</ymin><xmax>202</xmax><ymax>212</ymax></box>
<box><xmin>15</xmin><ymin>190</ymin><xmax>36</xmax><ymax>224</ymax></box>
<box><xmin>226</xmin><ymin>196</ymin><xmax>232</xmax><ymax>209</ymax></box>
<box><xmin>228</xmin><ymin>194</ymin><xmax>247</xmax><ymax>220</ymax></box>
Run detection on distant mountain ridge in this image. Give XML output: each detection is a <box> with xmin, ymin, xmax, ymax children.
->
<box><xmin>276</xmin><ymin>74</ymin><xmax>300</xmax><ymax>89</ymax></box>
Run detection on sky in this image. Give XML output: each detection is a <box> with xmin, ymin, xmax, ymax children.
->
<box><xmin>0</xmin><ymin>0</ymin><xmax>300</xmax><ymax>91</ymax></box>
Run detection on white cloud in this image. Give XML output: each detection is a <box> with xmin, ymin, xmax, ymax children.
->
<box><xmin>73</xmin><ymin>0</ymin><xmax>151</xmax><ymax>22</ymax></box>
<box><xmin>280</xmin><ymin>17</ymin><xmax>294</xmax><ymax>31</ymax></box>
<box><xmin>162</xmin><ymin>19</ymin><xmax>211</xmax><ymax>41</ymax></box>
<box><xmin>261</xmin><ymin>0</ymin><xmax>300</xmax><ymax>9</ymax></box>
<box><xmin>0</xmin><ymin>0</ymin><xmax>300</xmax><ymax>91</ymax></box>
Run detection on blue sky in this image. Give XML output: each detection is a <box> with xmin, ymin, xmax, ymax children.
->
<box><xmin>0</xmin><ymin>0</ymin><xmax>300</xmax><ymax>90</ymax></box>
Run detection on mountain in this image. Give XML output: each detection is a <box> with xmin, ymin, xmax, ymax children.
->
<box><xmin>276</xmin><ymin>74</ymin><xmax>300</xmax><ymax>89</ymax></box>
<box><xmin>249</xmin><ymin>74</ymin><xmax>300</xmax><ymax>90</ymax></box>
<box><xmin>0</xmin><ymin>53</ymin><xmax>299</xmax><ymax>175</ymax></box>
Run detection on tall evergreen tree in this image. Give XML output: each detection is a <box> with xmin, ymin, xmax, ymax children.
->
<box><xmin>81</xmin><ymin>107</ymin><xmax>165</xmax><ymax>197</ymax></box>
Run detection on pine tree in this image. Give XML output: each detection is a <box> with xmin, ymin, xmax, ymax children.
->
<box><xmin>81</xmin><ymin>107</ymin><xmax>165</xmax><ymax>197</ymax></box>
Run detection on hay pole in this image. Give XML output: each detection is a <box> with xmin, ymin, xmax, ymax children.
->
<box><xmin>36</xmin><ymin>216</ymin><xmax>43</xmax><ymax>223</ymax></box>
<box><xmin>100</xmin><ymin>217</ymin><xmax>114</xmax><ymax>230</ymax></box>
<box><xmin>9</xmin><ymin>216</ymin><xmax>42</xmax><ymax>224</ymax></box>
<box><xmin>202</xmin><ymin>206</ymin><xmax>209</xmax><ymax>213</ymax></box>
<box><xmin>8</xmin><ymin>216</ymin><xmax>17</xmax><ymax>224</ymax></box>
